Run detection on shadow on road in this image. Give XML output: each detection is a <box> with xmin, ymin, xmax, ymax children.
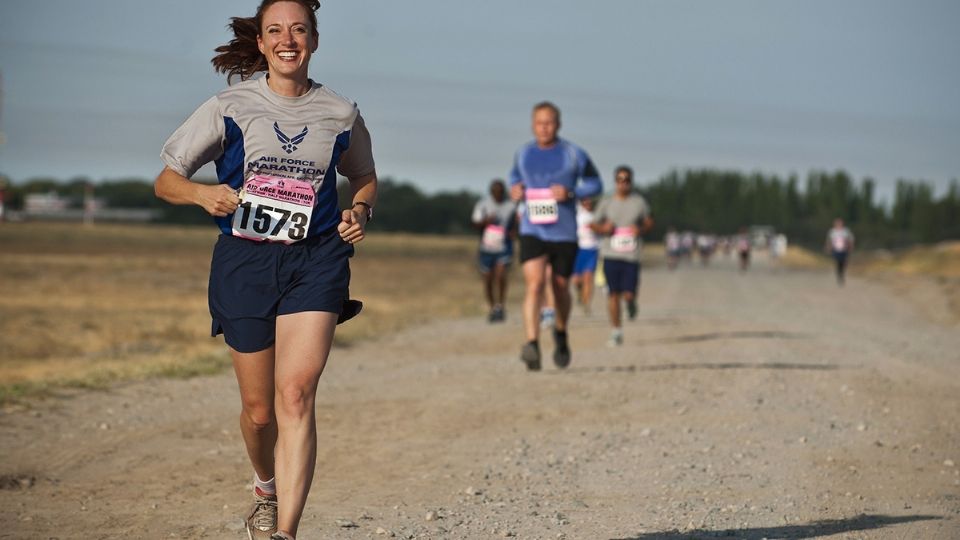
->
<box><xmin>645</xmin><ymin>330</ymin><xmax>808</xmax><ymax>345</ymax></box>
<box><xmin>610</xmin><ymin>513</ymin><xmax>942</xmax><ymax>540</ymax></box>
<box><xmin>558</xmin><ymin>361</ymin><xmax>842</xmax><ymax>375</ymax></box>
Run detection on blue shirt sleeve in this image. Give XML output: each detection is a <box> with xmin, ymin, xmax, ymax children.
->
<box><xmin>573</xmin><ymin>149</ymin><xmax>603</xmax><ymax>199</ymax></box>
<box><xmin>509</xmin><ymin>148</ymin><xmax>523</xmax><ymax>187</ymax></box>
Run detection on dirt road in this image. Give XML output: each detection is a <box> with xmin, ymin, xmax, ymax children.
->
<box><xmin>2</xmin><ymin>255</ymin><xmax>958</xmax><ymax>539</ymax></box>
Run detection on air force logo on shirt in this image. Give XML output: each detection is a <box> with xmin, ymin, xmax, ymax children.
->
<box><xmin>274</xmin><ymin>122</ymin><xmax>309</xmax><ymax>154</ymax></box>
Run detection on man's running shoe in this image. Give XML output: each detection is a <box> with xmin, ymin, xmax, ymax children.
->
<box><xmin>553</xmin><ymin>329</ymin><xmax>571</xmax><ymax>369</ymax></box>
<box><xmin>626</xmin><ymin>299</ymin><xmax>638</xmax><ymax>321</ymax></box>
<box><xmin>245</xmin><ymin>490</ymin><xmax>278</xmax><ymax>540</ymax></box>
<box><xmin>539</xmin><ymin>307</ymin><xmax>556</xmax><ymax>329</ymax></box>
<box><xmin>489</xmin><ymin>304</ymin><xmax>505</xmax><ymax>323</ymax></box>
<box><xmin>270</xmin><ymin>533</ymin><xmax>295</xmax><ymax>540</ymax></box>
<box><xmin>521</xmin><ymin>341</ymin><xmax>541</xmax><ymax>371</ymax></box>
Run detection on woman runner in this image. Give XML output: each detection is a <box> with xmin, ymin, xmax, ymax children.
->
<box><xmin>154</xmin><ymin>1</ymin><xmax>377</xmax><ymax>538</ymax></box>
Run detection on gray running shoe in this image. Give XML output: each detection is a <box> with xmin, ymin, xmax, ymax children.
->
<box><xmin>270</xmin><ymin>533</ymin><xmax>295</xmax><ymax>540</ymax></box>
<box><xmin>607</xmin><ymin>329</ymin><xmax>624</xmax><ymax>347</ymax></box>
<box><xmin>521</xmin><ymin>341</ymin><xmax>541</xmax><ymax>371</ymax></box>
<box><xmin>245</xmin><ymin>493</ymin><xmax>278</xmax><ymax>540</ymax></box>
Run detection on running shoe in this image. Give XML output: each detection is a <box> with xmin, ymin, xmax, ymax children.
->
<box><xmin>489</xmin><ymin>304</ymin><xmax>505</xmax><ymax>323</ymax></box>
<box><xmin>245</xmin><ymin>492</ymin><xmax>278</xmax><ymax>540</ymax></box>
<box><xmin>607</xmin><ymin>328</ymin><xmax>624</xmax><ymax>347</ymax></box>
<box><xmin>553</xmin><ymin>329</ymin><xmax>571</xmax><ymax>369</ymax></box>
<box><xmin>521</xmin><ymin>341</ymin><xmax>541</xmax><ymax>371</ymax></box>
<box><xmin>539</xmin><ymin>307</ymin><xmax>556</xmax><ymax>329</ymax></box>
<box><xmin>270</xmin><ymin>534</ymin><xmax>295</xmax><ymax>540</ymax></box>
<box><xmin>626</xmin><ymin>299</ymin><xmax>637</xmax><ymax>321</ymax></box>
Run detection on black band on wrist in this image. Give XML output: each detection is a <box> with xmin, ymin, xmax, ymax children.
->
<box><xmin>352</xmin><ymin>201</ymin><xmax>373</xmax><ymax>223</ymax></box>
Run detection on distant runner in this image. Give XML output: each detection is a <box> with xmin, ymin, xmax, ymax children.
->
<box><xmin>736</xmin><ymin>228</ymin><xmax>751</xmax><ymax>272</ymax></box>
<box><xmin>664</xmin><ymin>227</ymin><xmax>681</xmax><ymax>270</ymax></box>
<box><xmin>825</xmin><ymin>218</ymin><xmax>855</xmax><ymax>285</ymax></box>
<box><xmin>472</xmin><ymin>179</ymin><xmax>518</xmax><ymax>322</ymax></box>
<box><xmin>510</xmin><ymin>101</ymin><xmax>603</xmax><ymax>370</ymax></box>
<box><xmin>571</xmin><ymin>197</ymin><xmax>600</xmax><ymax>315</ymax></box>
<box><xmin>592</xmin><ymin>166</ymin><xmax>653</xmax><ymax>347</ymax></box>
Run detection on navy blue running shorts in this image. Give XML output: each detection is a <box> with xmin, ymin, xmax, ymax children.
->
<box><xmin>603</xmin><ymin>258</ymin><xmax>640</xmax><ymax>295</ymax></box>
<box><xmin>208</xmin><ymin>229</ymin><xmax>353</xmax><ymax>353</ymax></box>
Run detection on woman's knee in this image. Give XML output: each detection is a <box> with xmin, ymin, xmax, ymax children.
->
<box><xmin>275</xmin><ymin>383</ymin><xmax>316</xmax><ymax>419</ymax></box>
<box><xmin>241</xmin><ymin>400</ymin><xmax>275</xmax><ymax>431</ymax></box>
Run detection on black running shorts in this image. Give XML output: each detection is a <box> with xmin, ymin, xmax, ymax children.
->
<box><xmin>519</xmin><ymin>235</ymin><xmax>578</xmax><ymax>278</ymax></box>
<box><xmin>208</xmin><ymin>229</ymin><xmax>353</xmax><ymax>353</ymax></box>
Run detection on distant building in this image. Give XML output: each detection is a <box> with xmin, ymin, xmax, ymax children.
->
<box><xmin>20</xmin><ymin>191</ymin><xmax>159</xmax><ymax>222</ymax></box>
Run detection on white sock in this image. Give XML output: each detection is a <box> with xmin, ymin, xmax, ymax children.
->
<box><xmin>254</xmin><ymin>473</ymin><xmax>276</xmax><ymax>496</ymax></box>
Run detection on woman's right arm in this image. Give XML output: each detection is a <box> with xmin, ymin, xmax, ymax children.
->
<box><xmin>154</xmin><ymin>167</ymin><xmax>239</xmax><ymax>217</ymax></box>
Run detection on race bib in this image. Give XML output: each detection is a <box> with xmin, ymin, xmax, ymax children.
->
<box><xmin>232</xmin><ymin>175</ymin><xmax>314</xmax><ymax>243</ymax></box>
<box><xmin>832</xmin><ymin>235</ymin><xmax>847</xmax><ymax>251</ymax></box>
<box><xmin>481</xmin><ymin>224</ymin><xmax>507</xmax><ymax>252</ymax></box>
<box><xmin>611</xmin><ymin>227</ymin><xmax>638</xmax><ymax>253</ymax></box>
<box><xmin>526</xmin><ymin>188</ymin><xmax>559</xmax><ymax>224</ymax></box>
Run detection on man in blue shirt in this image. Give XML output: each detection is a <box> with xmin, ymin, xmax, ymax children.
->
<box><xmin>509</xmin><ymin>101</ymin><xmax>603</xmax><ymax>370</ymax></box>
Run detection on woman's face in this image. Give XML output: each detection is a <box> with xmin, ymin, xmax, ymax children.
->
<box><xmin>257</xmin><ymin>1</ymin><xmax>318</xmax><ymax>82</ymax></box>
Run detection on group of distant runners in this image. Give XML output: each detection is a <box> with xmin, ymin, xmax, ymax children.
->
<box><xmin>149</xmin><ymin>2</ymin><xmax>859</xmax><ymax>535</ymax></box>
<box><xmin>471</xmin><ymin>101</ymin><xmax>654</xmax><ymax>364</ymax></box>
<box><xmin>472</xmin><ymin>103</ymin><xmax>858</xmax><ymax>370</ymax></box>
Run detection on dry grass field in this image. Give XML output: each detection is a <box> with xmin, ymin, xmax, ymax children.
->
<box><xmin>778</xmin><ymin>241</ymin><xmax>960</xmax><ymax>322</ymax></box>
<box><xmin>3</xmin><ymin>222</ymin><xmax>953</xmax><ymax>404</ymax></box>
<box><xmin>0</xmin><ymin>222</ymin><xmax>501</xmax><ymax>402</ymax></box>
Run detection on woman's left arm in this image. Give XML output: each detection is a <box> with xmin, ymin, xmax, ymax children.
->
<box><xmin>338</xmin><ymin>172</ymin><xmax>378</xmax><ymax>244</ymax></box>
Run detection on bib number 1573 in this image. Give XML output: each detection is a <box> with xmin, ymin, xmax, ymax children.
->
<box><xmin>232</xmin><ymin>175</ymin><xmax>315</xmax><ymax>244</ymax></box>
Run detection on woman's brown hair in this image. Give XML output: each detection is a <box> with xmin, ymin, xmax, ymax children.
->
<box><xmin>211</xmin><ymin>0</ymin><xmax>321</xmax><ymax>81</ymax></box>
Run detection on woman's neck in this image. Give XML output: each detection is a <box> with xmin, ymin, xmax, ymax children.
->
<box><xmin>265</xmin><ymin>73</ymin><xmax>311</xmax><ymax>97</ymax></box>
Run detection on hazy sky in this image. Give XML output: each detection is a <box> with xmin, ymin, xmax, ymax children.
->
<box><xmin>1</xmin><ymin>0</ymin><xmax>958</xmax><ymax>201</ymax></box>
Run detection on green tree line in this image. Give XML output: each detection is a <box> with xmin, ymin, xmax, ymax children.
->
<box><xmin>2</xmin><ymin>170</ymin><xmax>957</xmax><ymax>248</ymax></box>
<box><xmin>643</xmin><ymin>169</ymin><xmax>959</xmax><ymax>248</ymax></box>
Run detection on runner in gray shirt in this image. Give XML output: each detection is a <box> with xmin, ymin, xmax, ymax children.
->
<box><xmin>471</xmin><ymin>179</ymin><xmax>518</xmax><ymax>322</ymax></box>
<box><xmin>592</xmin><ymin>166</ymin><xmax>653</xmax><ymax>346</ymax></box>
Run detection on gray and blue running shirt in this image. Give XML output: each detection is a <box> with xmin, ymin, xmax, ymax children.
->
<box><xmin>161</xmin><ymin>77</ymin><xmax>375</xmax><ymax>238</ymax></box>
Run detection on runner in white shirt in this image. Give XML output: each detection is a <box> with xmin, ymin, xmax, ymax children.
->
<box><xmin>665</xmin><ymin>228</ymin><xmax>681</xmax><ymax>270</ymax></box>
<box><xmin>571</xmin><ymin>198</ymin><xmax>600</xmax><ymax>315</ymax></box>
<box><xmin>825</xmin><ymin>218</ymin><xmax>855</xmax><ymax>285</ymax></box>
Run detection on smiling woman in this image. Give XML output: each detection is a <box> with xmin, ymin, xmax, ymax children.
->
<box><xmin>152</xmin><ymin>1</ymin><xmax>378</xmax><ymax>539</ymax></box>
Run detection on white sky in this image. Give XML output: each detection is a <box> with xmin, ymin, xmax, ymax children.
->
<box><xmin>0</xmin><ymin>0</ymin><xmax>958</xmax><ymax>201</ymax></box>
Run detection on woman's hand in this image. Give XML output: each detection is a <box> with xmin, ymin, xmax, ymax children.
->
<box><xmin>154</xmin><ymin>167</ymin><xmax>239</xmax><ymax>217</ymax></box>
<box><xmin>197</xmin><ymin>184</ymin><xmax>241</xmax><ymax>217</ymax></box>
<box><xmin>338</xmin><ymin>208</ymin><xmax>368</xmax><ymax>244</ymax></box>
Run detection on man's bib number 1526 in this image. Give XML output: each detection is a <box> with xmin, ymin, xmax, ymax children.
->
<box><xmin>232</xmin><ymin>175</ymin><xmax>314</xmax><ymax>243</ymax></box>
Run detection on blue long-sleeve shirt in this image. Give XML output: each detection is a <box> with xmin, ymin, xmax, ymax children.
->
<box><xmin>509</xmin><ymin>138</ymin><xmax>603</xmax><ymax>242</ymax></box>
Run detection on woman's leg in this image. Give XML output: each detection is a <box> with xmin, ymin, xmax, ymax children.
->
<box><xmin>232</xmin><ymin>346</ymin><xmax>277</xmax><ymax>486</ymax></box>
<box><xmin>273</xmin><ymin>311</ymin><xmax>339</xmax><ymax>537</ymax></box>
